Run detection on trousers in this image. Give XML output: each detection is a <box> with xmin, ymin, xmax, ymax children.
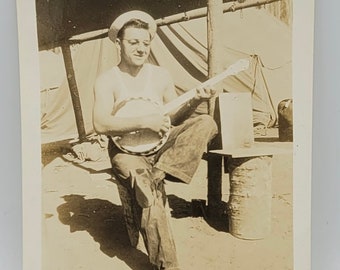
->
<box><xmin>108</xmin><ymin>115</ymin><xmax>218</xmax><ymax>269</ymax></box>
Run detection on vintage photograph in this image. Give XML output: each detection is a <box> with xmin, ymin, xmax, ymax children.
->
<box><xmin>19</xmin><ymin>0</ymin><xmax>307</xmax><ymax>269</ymax></box>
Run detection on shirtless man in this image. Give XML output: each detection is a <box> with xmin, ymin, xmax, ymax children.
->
<box><xmin>93</xmin><ymin>10</ymin><xmax>218</xmax><ymax>270</ymax></box>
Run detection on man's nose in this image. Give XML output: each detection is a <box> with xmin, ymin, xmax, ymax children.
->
<box><xmin>136</xmin><ymin>45</ymin><xmax>146</xmax><ymax>52</ymax></box>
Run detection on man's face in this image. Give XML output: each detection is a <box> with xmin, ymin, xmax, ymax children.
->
<box><xmin>118</xmin><ymin>27</ymin><xmax>151</xmax><ymax>67</ymax></box>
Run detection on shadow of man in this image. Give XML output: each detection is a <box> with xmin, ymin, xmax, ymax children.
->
<box><xmin>57</xmin><ymin>194</ymin><xmax>151</xmax><ymax>270</ymax></box>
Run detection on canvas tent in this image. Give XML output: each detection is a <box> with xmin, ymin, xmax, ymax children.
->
<box><xmin>39</xmin><ymin>6</ymin><xmax>291</xmax><ymax>144</ymax></box>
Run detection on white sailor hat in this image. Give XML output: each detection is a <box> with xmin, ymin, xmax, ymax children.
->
<box><xmin>108</xmin><ymin>10</ymin><xmax>157</xmax><ymax>42</ymax></box>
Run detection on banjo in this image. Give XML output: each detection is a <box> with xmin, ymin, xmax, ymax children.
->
<box><xmin>111</xmin><ymin>58</ymin><xmax>250</xmax><ymax>155</ymax></box>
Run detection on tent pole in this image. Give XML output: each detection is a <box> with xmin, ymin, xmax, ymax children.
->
<box><xmin>66</xmin><ymin>0</ymin><xmax>281</xmax><ymax>46</ymax></box>
<box><xmin>61</xmin><ymin>43</ymin><xmax>87</xmax><ymax>142</ymax></box>
<box><xmin>207</xmin><ymin>0</ymin><xmax>224</xmax><ymax>105</ymax></box>
<box><xmin>206</xmin><ymin>0</ymin><xmax>224</xmax><ymax>219</ymax></box>
<box><xmin>156</xmin><ymin>0</ymin><xmax>281</xmax><ymax>27</ymax></box>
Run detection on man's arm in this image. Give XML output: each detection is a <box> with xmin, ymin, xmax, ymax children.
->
<box><xmin>168</xmin><ymin>97</ymin><xmax>202</xmax><ymax>126</ymax></box>
<box><xmin>93</xmin><ymin>73</ymin><xmax>169</xmax><ymax>137</ymax></box>
<box><xmin>162</xmin><ymin>72</ymin><xmax>216</xmax><ymax>125</ymax></box>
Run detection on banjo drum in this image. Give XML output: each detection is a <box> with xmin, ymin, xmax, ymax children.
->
<box><xmin>111</xmin><ymin>97</ymin><xmax>171</xmax><ymax>155</ymax></box>
<box><xmin>111</xmin><ymin>58</ymin><xmax>250</xmax><ymax>155</ymax></box>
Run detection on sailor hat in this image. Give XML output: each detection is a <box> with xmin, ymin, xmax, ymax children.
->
<box><xmin>108</xmin><ymin>10</ymin><xmax>157</xmax><ymax>42</ymax></box>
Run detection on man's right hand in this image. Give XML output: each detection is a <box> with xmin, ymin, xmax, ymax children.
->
<box><xmin>142</xmin><ymin>114</ymin><xmax>171</xmax><ymax>137</ymax></box>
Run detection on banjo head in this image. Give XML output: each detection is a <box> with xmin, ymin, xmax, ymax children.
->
<box><xmin>112</xmin><ymin>97</ymin><xmax>170</xmax><ymax>155</ymax></box>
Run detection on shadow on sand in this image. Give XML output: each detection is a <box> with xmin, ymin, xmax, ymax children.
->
<box><xmin>167</xmin><ymin>194</ymin><xmax>229</xmax><ymax>233</ymax></box>
<box><xmin>57</xmin><ymin>194</ymin><xmax>151</xmax><ymax>270</ymax></box>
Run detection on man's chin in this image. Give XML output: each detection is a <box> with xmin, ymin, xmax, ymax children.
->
<box><xmin>132</xmin><ymin>60</ymin><xmax>146</xmax><ymax>67</ymax></box>
<box><xmin>132</xmin><ymin>56</ymin><xmax>147</xmax><ymax>64</ymax></box>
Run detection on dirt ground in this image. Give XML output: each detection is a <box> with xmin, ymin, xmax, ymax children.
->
<box><xmin>41</xmin><ymin>129</ymin><xmax>293</xmax><ymax>270</ymax></box>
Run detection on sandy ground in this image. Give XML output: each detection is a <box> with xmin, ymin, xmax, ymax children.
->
<box><xmin>41</xmin><ymin>129</ymin><xmax>293</xmax><ymax>270</ymax></box>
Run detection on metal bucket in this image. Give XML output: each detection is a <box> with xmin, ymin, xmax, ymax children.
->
<box><xmin>227</xmin><ymin>156</ymin><xmax>272</xmax><ymax>240</ymax></box>
<box><xmin>278</xmin><ymin>99</ymin><xmax>293</xmax><ymax>142</ymax></box>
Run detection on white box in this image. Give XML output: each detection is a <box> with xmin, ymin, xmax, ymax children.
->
<box><xmin>218</xmin><ymin>92</ymin><xmax>254</xmax><ymax>150</ymax></box>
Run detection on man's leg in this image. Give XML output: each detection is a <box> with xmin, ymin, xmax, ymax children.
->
<box><xmin>155</xmin><ymin>114</ymin><xmax>218</xmax><ymax>184</ymax></box>
<box><xmin>109</xmin><ymin>145</ymin><xmax>179</xmax><ymax>269</ymax></box>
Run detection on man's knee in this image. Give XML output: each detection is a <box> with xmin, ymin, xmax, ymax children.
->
<box><xmin>195</xmin><ymin>114</ymin><xmax>218</xmax><ymax>136</ymax></box>
<box><xmin>111</xmin><ymin>154</ymin><xmax>149</xmax><ymax>180</ymax></box>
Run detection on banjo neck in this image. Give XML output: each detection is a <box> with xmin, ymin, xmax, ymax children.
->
<box><xmin>163</xmin><ymin>58</ymin><xmax>250</xmax><ymax>114</ymax></box>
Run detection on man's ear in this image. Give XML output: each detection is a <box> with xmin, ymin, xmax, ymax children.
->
<box><xmin>115</xmin><ymin>39</ymin><xmax>122</xmax><ymax>54</ymax></box>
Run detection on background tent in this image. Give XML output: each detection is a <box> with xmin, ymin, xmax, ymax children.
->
<box><xmin>36</xmin><ymin>0</ymin><xmax>292</xmax><ymax>50</ymax></box>
<box><xmin>40</xmin><ymin>7</ymin><xmax>291</xmax><ymax>144</ymax></box>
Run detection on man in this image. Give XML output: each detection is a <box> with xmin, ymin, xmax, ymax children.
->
<box><xmin>93</xmin><ymin>10</ymin><xmax>218</xmax><ymax>270</ymax></box>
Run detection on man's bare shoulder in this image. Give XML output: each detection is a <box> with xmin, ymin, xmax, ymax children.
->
<box><xmin>147</xmin><ymin>64</ymin><xmax>172</xmax><ymax>81</ymax></box>
<box><xmin>95</xmin><ymin>67</ymin><xmax>117</xmax><ymax>91</ymax></box>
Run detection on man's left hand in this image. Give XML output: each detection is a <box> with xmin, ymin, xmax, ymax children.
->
<box><xmin>195</xmin><ymin>86</ymin><xmax>216</xmax><ymax>100</ymax></box>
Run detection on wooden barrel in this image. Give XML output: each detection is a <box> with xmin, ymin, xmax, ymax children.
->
<box><xmin>227</xmin><ymin>156</ymin><xmax>272</xmax><ymax>239</ymax></box>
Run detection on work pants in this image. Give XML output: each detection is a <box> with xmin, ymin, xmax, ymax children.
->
<box><xmin>108</xmin><ymin>115</ymin><xmax>218</xmax><ymax>269</ymax></box>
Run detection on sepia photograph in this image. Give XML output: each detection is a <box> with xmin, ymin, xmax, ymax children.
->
<box><xmin>17</xmin><ymin>0</ymin><xmax>313</xmax><ymax>269</ymax></box>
